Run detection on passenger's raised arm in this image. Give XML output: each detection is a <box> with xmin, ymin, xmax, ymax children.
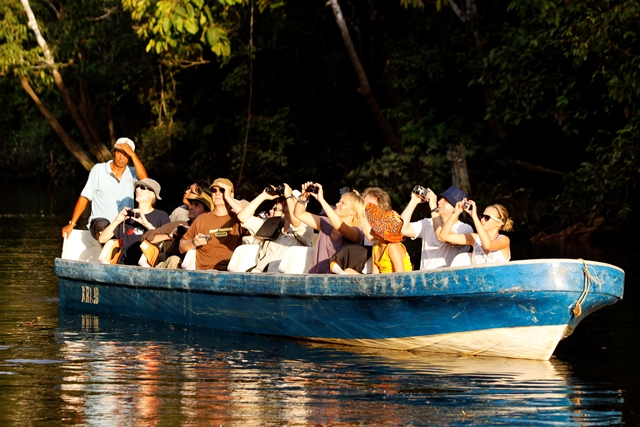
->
<box><xmin>237</xmin><ymin>186</ymin><xmax>279</xmax><ymax>224</ymax></box>
<box><xmin>439</xmin><ymin>200</ymin><xmax>475</xmax><ymax>247</ymax></box>
<box><xmin>293</xmin><ymin>181</ymin><xmax>323</xmax><ymax>231</ymax></box>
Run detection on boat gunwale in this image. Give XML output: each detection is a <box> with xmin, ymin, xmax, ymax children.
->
<box><xmin>55</xmin><ymin>257</ymin><xmax>625</xmax><ymax>300</ymax></box>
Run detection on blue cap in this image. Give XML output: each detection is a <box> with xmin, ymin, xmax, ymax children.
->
<box><xmin>439</xmin><ymin>186</ymin><xmax>467</xmax><ymax>207</ymax></box>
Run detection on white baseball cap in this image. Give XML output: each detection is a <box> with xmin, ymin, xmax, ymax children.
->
<box><xmin>113</xmin><ymin>137</ymin><xmax>135</xmax><ymax>153</ymax></box>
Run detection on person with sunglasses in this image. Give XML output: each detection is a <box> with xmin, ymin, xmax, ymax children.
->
<box><xmin>440</xmin><ymin>201</ymin><xmax>513</xmax><ymax>264</ymax></box>
<box><xmin>400</xmin><ymin>186</ymin><xmax>474</xmax><ymax>269</ymax></box>
<box><xmin>235</xmin><ymin>184</ymin><xmax>314</xmax><ymax>272</ymax></box>
<box><xmin>98</xmin><ymin>178</ymin><xmax>171</xmax><ymax>265</ymax></box>
<box><xmin>169</xmin><ymin>180</ymin><xmax>212</xmax><ymax>222</ymax></box>
<box><xmin>62</xmin><ymin>138</ymin><xmax>148</xmax><ymax>241</ymax></box>
<box><xmin>179</xmin><ymin>178</ymin><xmax>244</xmax><ymax>270</ymax></box>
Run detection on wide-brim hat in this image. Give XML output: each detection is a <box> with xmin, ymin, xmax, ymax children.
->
<box><xmin>439</xmin><ymin>186</ymin><xmax>467</xmax><ymax>207</ymax></box>
<box><xmin>211</xmin><ymin>177</ymin><xmax>234</xmax><ymax>192</ymax></box>
<box><xmin>112</xmin><ymin>137</ymin><xmax>135</xmax><ymax>153</ymax></box>
<box><xmin>365</xmin><ymin>203</ymin><xmax>404</xmax><ymax>243</ymax></box>
<box><xmin>186</xmin><ymin>191</ymin><xmax>213</xmax><ymax>211</ymax></box>
<box><xmin>134</xmin><ymin>178</ymin><xmax>162</xmax><ymax>200</ymax></box>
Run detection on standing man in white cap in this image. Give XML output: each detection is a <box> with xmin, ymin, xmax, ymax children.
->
<box><xmin>62</xmin><ymin>137</ymin><xmax>148</xmax><ymax>240</ymax></box>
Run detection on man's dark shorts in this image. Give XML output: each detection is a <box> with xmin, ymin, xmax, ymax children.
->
<box><xmin>89</xmin><ymin>218</ymin><xmax>110</xmax><ymax>240</ymax></box>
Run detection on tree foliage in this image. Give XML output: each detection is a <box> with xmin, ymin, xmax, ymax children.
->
<box><xmin>1</xmin><ymin>0</ymin><xmax>640</xmax><ymax>237</ymax></box>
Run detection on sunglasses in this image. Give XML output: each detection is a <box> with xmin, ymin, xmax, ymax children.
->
<box><xmin>136</xmin><ymin>185</ymin><xmax>152</xmax><ymax>192</ymax></box>
<box><xmin>211</xmin><ymin>187</ymin><xmax>225</xmax><ymax>194</ymax></box>
<box><xmin>481</xmin><ymin>213</ymin><xmax>503</xmax><ymax>223</ymax></box>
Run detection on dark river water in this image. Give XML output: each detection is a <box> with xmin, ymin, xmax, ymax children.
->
<box><xmin>0</xmin><ymin>182</ymin><xmax>638</xmax><ymax>426</ymax></box>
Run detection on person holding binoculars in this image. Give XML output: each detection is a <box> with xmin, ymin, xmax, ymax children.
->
<box><xmin>235</xmin><ymin>183</ymin><xmax>314</xmax><ymax>272</ymax></box>
<box><xmin>400</xmin><ymin>185</ymin><xmax>473</xmax><ymax>270</ymax></box>
<box><xmin>294</xmin><ymin>181</ymin><xmax>366</xmax><ymax>274</ymax></box>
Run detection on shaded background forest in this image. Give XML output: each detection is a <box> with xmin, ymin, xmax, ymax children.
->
<box><xmin>1</xmin><ymin>0</ymin><xmax>639</xmax><ymax>241</ymax></box>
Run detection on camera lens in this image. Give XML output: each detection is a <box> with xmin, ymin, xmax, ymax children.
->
<box><xmin>307</xmin><ymin>185</ymin><xmax>318</xmax><ymax>194</ymax></box>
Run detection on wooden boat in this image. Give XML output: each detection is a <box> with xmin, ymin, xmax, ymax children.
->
<box><xmin>55</xmin><ymin>230</ymin><xmax>625</xmax><ymax>360</ymax></box>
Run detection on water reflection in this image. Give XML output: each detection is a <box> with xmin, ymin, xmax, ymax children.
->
<box><xmin>0</xmin><ymin>192</ymin><xmax>635</xmax><ymax>426</ymax></box>
<box><xmin>53</xmin><ymin>308</ymin><xmax>623</xmax><ymax>426</ymax></box>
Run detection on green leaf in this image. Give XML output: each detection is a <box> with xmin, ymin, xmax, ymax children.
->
<box><xmin>174</xmin><ymin>6</ymin><xmax>188</xmax><ymax>18</ymax></box>
<box><xmin>206</xmin><ymin>27</ymin><xmax>220</xmax><ymax>46</ymax></box>
<box><xmin>204</xmin><ymin>5</ymin><xmax>214</xmax><ymax>22</ymax></box>
<box><xmin>162</xmin><ymin>17</ymin><xmax>171</xmax><ymax>35</ymax></box>
<box><xmin>184</xmin><ymin>19</ymin><xmax>199</xmax><ymax>35</ymax></box>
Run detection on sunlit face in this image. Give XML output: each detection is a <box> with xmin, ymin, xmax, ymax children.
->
<box><xmin>135</xmin><ymin>184</ymin><xmax>156</xmax><ymax>204</ymax></box>
<box><xmin>480</xmin><ymin>207</ymin><xmax>503</xmax><ymax>230</ymax></box>
<box><xmin>210</xmin><ymin>186</ymin><xmax>225</xmax><ymax>206</ymax></box>
<box><xmin>188</xmin><ymin>200</ymin><xmax>207</xmax><ymax>220</ymax></box>
<box><xmin>113</xmin><ymin>149</ymin><xmax>130</xmax><ymax>168</ymax></box>
<box><xmin>335</xmin><ymin>196</ymin><xmax>354</xmax><ymax>218</ymax></box>
<box><xmin>184</xmin><ymin>184</ymin><xmax>200</xmax><ymax>205</ymax></box>
<box><xmin>269</xmin><ymin>201</ymin><xmax>284</xmax><ymax>218</ymax></box>
<box><xmin>438</xmin><ymin>197</ymin><xmax>454</xmax><ymax>214</ymax></box>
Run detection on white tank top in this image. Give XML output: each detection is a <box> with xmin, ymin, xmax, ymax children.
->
<box><xmin>472</xmin><ymin>235</ymin><xmax>510</xmax><ymax>264</ymax></box>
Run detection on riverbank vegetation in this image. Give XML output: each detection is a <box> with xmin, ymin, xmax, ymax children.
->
<box><xmin>1</xmin><ymin>0</ymin><xmax>638</xmax><ymax>240</ymax></box>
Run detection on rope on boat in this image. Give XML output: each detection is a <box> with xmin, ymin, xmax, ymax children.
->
<box><xmin>572</xmin><ymin>258</ymin><xmax>600</xmax><ymax>317</ymax></box>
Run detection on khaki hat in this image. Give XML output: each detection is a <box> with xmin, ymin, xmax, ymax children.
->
<box><xmin>134</xmin><ymin>178</ymin><xmax>162</xmax><ymax>200</ymax></box>
<box><xmin>186</xmin><ymin>191</ymin><xmax>213</xmax><ymax>211</ymax></box>
<box><xmin>210</xmin><ymin>178</ymin><xmax>234</xmax><ymax>192</ymax></box>
<box><xmin>113</xmin><ymin>137</ymin><xmax>135</xmax><ymax>153</ymax></box>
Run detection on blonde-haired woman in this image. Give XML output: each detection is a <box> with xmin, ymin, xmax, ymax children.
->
<box><xmin>294</xmin><ymin>182</ymin><xmax>365</xmax><ymax>273</ymax></box>
<box><xmin>440</xmin><ymin>201</ymin><xmax>513</xmax><ymax>264</ymax></box>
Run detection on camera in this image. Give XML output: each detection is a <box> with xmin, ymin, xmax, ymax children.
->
<box><xmin>175</xmin><ymin>225</ymin><xmax>188</xmax><ymax>236</ymax></box>
<box><xmin>265</xmin><ymin>184</ymin><xmax>285</xmax><ymax>196</ymax></box>
<box><xmin>463</xmin><ymin>201</ymin><xmax>471</xmax><ymax>210</ymax></box>
<box><xmin>126</xmin><ymin>209</ymin><xmax>138</xmax><ymax>218</ymax></box>
<box><xmin>412</xmin><ymin>185</ymin><xmax>429</xmax><ymax>200</ymax></box>
<box><xmin>202</xmin><ymin>235</ymin><xmax>211</xmax><ymax>241</ymax></box>
<box><xmin>258</xmin><ymin>211</ymin><xmax>269</xmax><ymax>220</ymax></box>
<box><xmin>306</xmin><ymin>185</ymin><xmax>319</xmax><ymax>194</ymax></box>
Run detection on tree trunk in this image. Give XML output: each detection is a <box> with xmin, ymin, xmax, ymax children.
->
<box><xmin>20</xmin><ymin>76</ymin><xmax>95</xmax><ymax>171</ymax></box>
<box><xmin>78</xmin><ymin>75</ymin><xmax>111</xmax><ymax>159</ymax></box>
<box><xmin>446</xmin><ymin>143</ymin><xmax>471</xmax><ymax>196</ymax></box>
<box><xmin>328</xmin><ymin>0</ymin><xmax>403</xmax><ymax>153</ymax></box>
<box><xmin>20</xmin><ymin>0</ymin><xmax>111</xmax><ymax>164</ymax></box>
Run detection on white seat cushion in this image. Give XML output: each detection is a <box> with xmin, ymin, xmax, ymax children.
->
<box><xmin>62</xmin><ymin>229</ymin><xmax>102</xmax><ymax>262</ymax></box>
<box><xmin>278</xmin><ymin>246</ymin><xmax>314</xmax><ymax>274</ymax></box>
<box><xmin>227</xmin><ymin>245</ymin><xmax>260</xmax><ymax>272</ymax></box>
<box><xmin>181</xmin><ymin>249</ymin><xmax>197</xmax><ymax>270</ymax></box>
<box><xmin>450</xmin><ymin>252</ymin><xmax>473</xmax><ymax>267</ymax></box>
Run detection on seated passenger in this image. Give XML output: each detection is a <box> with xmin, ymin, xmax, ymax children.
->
<box><xmin>170</xmin><ymin>180</ymin><xmax>211</xmax><ymax>222</ymax></box>
<box><xmin>365</xmin><ymin>203</ymin><xmax>412</xmax><ymax>273</ymax></box>
<box><xmin>237</xmin><ymin>184</ymin><xmax>314</xmax><ymax>272</ymax></box>
<box><xmin>179</xmin><ymin>178</ymin><xmax>243</xmax><ymax>271</ymax></box>
<box><xmin>294</xmin><ymin>182</ymin><xmax>365</xmax><ymax>274</ymax></box>
<box><xmin>330</xmin><ymin>186</ymin><xmax>392</xmax><ymax>274</ymax></box>
<box><xmin>440</xmin><ymin>201</ymin><xmax>513</xmax><ymax>264</ymax></box>
<box><xmin>400</xmin><ymin>185</ymin><xmax>473</xmax><ymax>269</ymax></box>
<box><xmin>141</xmin><ymin>189</ymin><xmax>213</xmax><ymax>268</ymax></box>
<box><xmin>98</xmin><ymin>178</ymin><xmax>171</xmax><ymax>265</ymax></box>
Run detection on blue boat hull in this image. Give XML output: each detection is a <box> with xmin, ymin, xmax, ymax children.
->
<box><xmin>55</xmin><ymin>258</ymin><xmax>624</xmax><ymax>359</ymax></box>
